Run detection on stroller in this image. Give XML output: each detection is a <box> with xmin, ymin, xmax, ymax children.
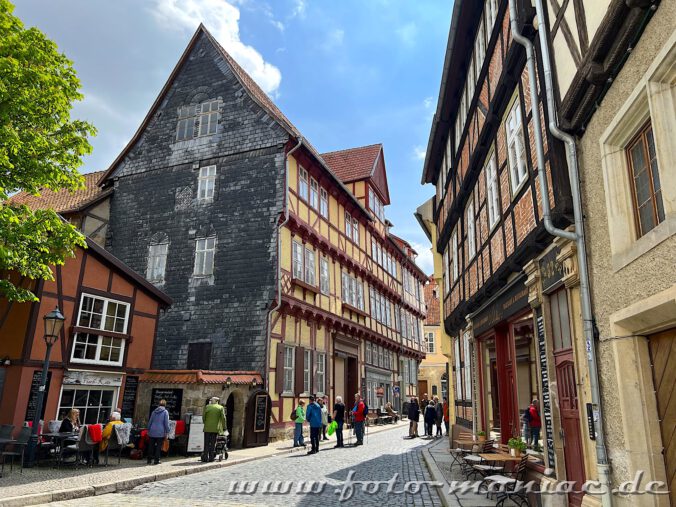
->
<box><xmin>214</xmin><ymin>432</ymin><xmax>229</xmax><ymax>461</ymax></box>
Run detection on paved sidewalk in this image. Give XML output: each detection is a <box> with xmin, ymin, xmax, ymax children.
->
<box><xmin>421</xmin><ymin>436</ymin><xmax>497</xmax><ymax>507</ymax></box>
<box><xmin>0</xmin><ymin>422</ymin><xmax>403</xmax><ymax>507</ymax></box>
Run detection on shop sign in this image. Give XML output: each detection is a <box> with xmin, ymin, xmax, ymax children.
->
<box><xmin>539</xmin><ymin>246</ymin><xmax>564</xmax><ymax>293</ymax></box>
<box><xmin>473</xmin><ymin>276</ymin><xmax>529</xmax><ymax>336</ymax></box>
<box><xmin>63</xmin><ymin>370</ymin><xmax>123</xmax><ymax>386</ymax></box>
<box><xmin>376</xmin><ymin>387</ymin><xmax>385</xmax><ymax>398</ymax></box>
<box><xmin>535</xmin><ymin>307</ymin><xmax>556</xmax><ymax>471</ymax></box>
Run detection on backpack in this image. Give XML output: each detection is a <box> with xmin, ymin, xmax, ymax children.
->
<box><xmin>523</xmin><ymin>407</ymin><xmax>531</xmax><ymax>423</ymax></box>
<box><xmin>363</xmin><ymin>403</ymin><xmax>369</xmax><ymax>417</ymax></box>
<box><xmin>291</xmin><ymin>406</ymin><xmax>298</xmax><ymax>421</ymax></box>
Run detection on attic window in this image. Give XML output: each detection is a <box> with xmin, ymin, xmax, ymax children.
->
<box><xmin>176</xmin><ymin>100</ymin><xmax>220</xmax><ymax>141</ymax></box>
<box><xmin>368</xmin><ymin>187</ymin><xmax>385</xmax><ymax>222</ymax></box>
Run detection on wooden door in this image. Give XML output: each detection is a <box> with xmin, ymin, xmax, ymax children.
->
<box><xmin>418</xmin><ymin>380</ymin><xmax>429</xmax><ymax>399</ymax></box>
<box><xmin>243</xmin><ymin>390</ymin><xmax>271</xmax><ymax>448</ymax></box>
<box><xmin>555</xmin><ymin>356</ymin><xmax>586</xmax><ymax>506</ymax></box>
<box><xmin>648</xmin><ymin>329</ymin><xmax>676</xmax><ymax>506</ymax></box>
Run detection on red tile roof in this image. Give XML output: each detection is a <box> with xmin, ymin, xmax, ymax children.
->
<box><xmin>320</xmin><ymin>144</ymin><xmax>382</xmax><ymax>183</ymax></box>
<box><xmin>424</xmin><ymin>276</ymin><xmax>440</xmax><ymax>326</ymax></box>
<box><xmin>8</xmin><ymin>171</ymin><xmax>106</xmax><ymax>214</ymax></box>
<box><xmin>139</xmin><ymin>370</ymin><xmax>262</xmax><ymax>385</ymax></box>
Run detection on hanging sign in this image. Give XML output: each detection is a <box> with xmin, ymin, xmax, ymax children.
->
<box><xmin>535</xmin><ymin>307</ymin><xmax>556</xmax><ymax>471</ymax></box>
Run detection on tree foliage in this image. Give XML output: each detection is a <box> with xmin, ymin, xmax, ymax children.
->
<box><xmin>0</xmin><ymin>0</ymin><xmax>95</xmax><ymax>302</ymax></box>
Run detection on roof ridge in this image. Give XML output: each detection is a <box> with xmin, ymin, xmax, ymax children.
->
<box><xmin>320</xmin><ymin>143</ymin><xmax>383</xmax><ymax>156</ymax></box>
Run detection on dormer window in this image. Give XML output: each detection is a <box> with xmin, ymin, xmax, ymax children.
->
<box><xmin>176</xmin><ymin>100</ymin><xmax>220</xmax><ymax>141</ymax></box>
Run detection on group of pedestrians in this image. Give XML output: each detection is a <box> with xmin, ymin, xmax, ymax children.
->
<box><xmin>406</xmin><ymin>393</ymin><xmax>448</xmax><ymax>438</ymax></box>
<box><xmin>292</xmin><ymin>393</ymin><xmax>367</xmax><ymax>453</ymax></box>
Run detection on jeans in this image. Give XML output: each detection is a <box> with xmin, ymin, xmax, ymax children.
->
<box><xmin>294</xmin><ymin>422</ymin><xmax>305</xmax><ymax>446</ymax></box>
<box><xmin>354</xmin><ymin>420</ymin><xmax>364</xmax><ymax>443</ymax></box>
<box><xmin>409</xmin><ymin>420</ymin><xmax>418</xmax><ymax>437</ymax></box>
<box><xmin>336</xmin><ymin>420</ymin><xmax>344</xmax><ymax>447</ymax></box>
<box><xmin>202</xmin><ymin>432</ymin><xmax>217</xmax><ymax>462</ymax></box>
<box><xmin>444</xmin><ymin>421</ymin><xmax>449</xmax><ymax>435</ymax></box>
<box><xmin>322</xmin><ymin>424</ymin><xmax>327</xmax><ymax>439</ymax></box>
<box><xmin>310</xmin><ymin>427</ymin><xmax>321</xmax><ymax>452</ymax></box>
<box><xmin>531</xmin><ymin>427</ymin><xmax>541</xmax><ymax>447</ymax></box>
<box><xmin>148</xmin><ymin>437</ymin><xmax>163</xmax><ymax>464</ymax></box>
<box><xmin>425</xmin><ymin>422</ymin><xmax>433</xmax><ymax>436</ymax></box>
<box><xmin>436</xmin><ymin>423</ymin><xmax>442</xmax><ymax>436</ymax></box>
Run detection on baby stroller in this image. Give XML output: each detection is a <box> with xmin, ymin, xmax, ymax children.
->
<box><xmin>215</xmin><ymin>433</ymin><xmax>229</xmax><ymax>461</ymax></box>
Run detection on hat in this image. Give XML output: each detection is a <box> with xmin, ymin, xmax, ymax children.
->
<box><xmin>210</xmin><ymin>396</ymin><xmax>220</xmax><ymax>403</ymax></box>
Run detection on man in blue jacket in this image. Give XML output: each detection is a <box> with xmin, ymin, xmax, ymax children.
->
<box><xmin>305</xmin><ymin>394</ymin><xmax>323</xmax><ymax>455</ymax></box>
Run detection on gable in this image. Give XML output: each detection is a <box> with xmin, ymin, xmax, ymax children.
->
<box><xmin>370</xmin><ymin>150</ymin><xmax>390</xmax><ymax>205</ymax></box>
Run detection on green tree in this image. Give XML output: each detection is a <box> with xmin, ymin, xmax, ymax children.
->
<box><xmin>0</xmin><ymin>0</ymin><xmax>95</xmax><ymax>302</ymax></box>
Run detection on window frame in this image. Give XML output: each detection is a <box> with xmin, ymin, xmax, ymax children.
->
<box><xmin>452</xmin><ymin>228</ymin><xmax>459</xmax><ymax>282</ymax></box>
<box><xmin>319</xmin><ymin>187</ymin><xmax>329</xmax><ymax>218</ymax></box>
<box><xmin>344</xmin><ymin>212</ymin><xmax>352</xmax><ymax>240</ymax></box>
<box><xmin>147</xmin><ymin>241</ymin><xmax>168</xmax><ymax>284</ymax></box>
<box><xmin>193</xmin><ymin>236</ymin><xmax>216</xmax><ymax>277</ymax></box>
<box><xmin>298</xmin><ymin>166</ymin><xmax>309</xmax><ymax>202</ymax></box>
<box><xmin>77</xmin><ymin>293</ymin><xmax>130</xmax><ymax>335</ymax></box>
<box><xmin>304</xmin><ymin>246</ymin><xmax>316</xmax><ymax>286</ymax></box>
<box><xmin>71</xmin><ymin>332</ymin><xmax>125</xmax><ymax>366</ymax></box>
<box><xmin>485</xmin><ymin>151</ymin><xmax>500</xmax><ymax>229</ymax></box>
<box><xmin>319</xmin><ymin>256</ymin><xmax>330</xmax><ymax>295</ymax></box>
<box><xmin>466</xmin><ymin>196</ymin><xmax>476</xmax><ymax>260</ymax></box>
<box><xmin>292</xmin><ymin>240</ymin><xmax>304</xmax><ymax>280</ymax></box>
<box><xmin>303</xmin><ymin>349</ymin><xmax>311</xmax><ymax>394</ymax></box>
<box><xmin>283</xmin><ymin>346</ymin><xmax>295</xmax><ymax>393</ymax></box>
<box><xmin>316</xmin><ymin>352</ymin><xmax>326</xmax><ymax>394</ymax></box>
<box><xmin>426</xmin><ymin>332</ymin><xmax>435</xmax><ymax>354</ymax></box>
<box><xmin>57</xmin><ymin>386</ymin><xmax>117</xmax><ymax>425</ymax></box>
<box><xmin>309</xmin><ymin>178</ymin><xmax>319</xmax><ymax>210</ymax></box>
<box><xmin>197</xmin><ymin>165</ymin><xmax>217</xmax><ymax>202</ymax></box>
<box><xmin>505</xmin><ymin>98</ymin><xmax>528</xmax><ymax>195</ymax></box>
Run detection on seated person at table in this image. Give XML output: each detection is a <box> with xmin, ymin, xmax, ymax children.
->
<box><xmin>100</xmin><ymin>412</ymin><xmax>123</xmax><ymax>453</ymax></box>
<box><xmin>59</xmin><ymin>409</ymin><xmax>80</xmax><ymax>433</ymax></box>
<box><xmin>385</xmin><ymin>402</ymin><xmax>398</xmax><ymax>422</ymax></box>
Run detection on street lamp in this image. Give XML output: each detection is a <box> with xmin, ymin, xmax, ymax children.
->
<box><xmin>25</xmin><ymin>307</ymin><xmax>65</xmax><ymax>467</ymax></box>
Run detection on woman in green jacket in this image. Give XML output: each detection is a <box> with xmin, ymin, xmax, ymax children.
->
<box><xmin>293</xmin><ymin>400</ymin><xmax>306</xmax><ymax>447</ymax></box>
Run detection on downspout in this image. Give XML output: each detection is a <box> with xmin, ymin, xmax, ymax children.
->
<box><xmin>508</xmin><ymin>2</ymin><xmax>613</xmax><ymax>505</ymax></box>
<box><xmin>265</xmin><ymin>136</ymin><xmax>303</xmax><ymax>390</ymax></box>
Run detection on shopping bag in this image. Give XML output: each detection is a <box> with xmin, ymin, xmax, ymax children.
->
<box><xmin>327</xmin><ymin>420</ymin><xmax>337</xmax><ymax>436</ymax></box>
<box><xmin>161</xmin><ymin>438</ymin><xmax>170</xmax><ymax>453</ymax></box>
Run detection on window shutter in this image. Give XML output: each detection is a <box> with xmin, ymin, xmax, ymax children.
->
<box><xmin>275</xmin><ymin>342</ymin><xmax>285</xmax><ymax>393</ymax></box>
<box><xmin>294</xmin><ymin>347</ymin><xmax>304</xmax><ymax>396</ymax></box>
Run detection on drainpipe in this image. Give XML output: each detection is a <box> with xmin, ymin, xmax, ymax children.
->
<box><xmin>508</xmin><ymin>2</ymin><xmax>612</xmax><ymax>505</ymax></box>
<box><xmin>264</xmin><ymin>137</ymin><xmax>303</xmax><ymax>390</ymax></box>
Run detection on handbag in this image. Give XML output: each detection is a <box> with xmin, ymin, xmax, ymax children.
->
<box><xmin>129</xmin><ymin>449</ymin><xmax>143</xmax><ymax>460</ymax></box>
<box><xmin>161</xmin><ymin>438</ymin><xmax>170</xmax><ymax>453</ymax></box>
<box><xmin>327</xmin><ymin>420</ymin><xmax>337</xmax><ymax>436</ymax></box>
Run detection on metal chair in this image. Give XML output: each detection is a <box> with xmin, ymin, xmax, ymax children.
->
<box><xmin>1</xmin><ymin>427</ymin><xmax>31</xmax><ymax>474</ymax></box>
<box><xmin>64</xmin><ymin>426</ymin><xmax>93</xmax><ymax>468</ymax></box>
<box><xmin>461</xmin><ymin>439</ymin><xmax>495</xmax><ymax>477</ymax></box>
<box><xmin>480</xmin><ymin>454</ymin><xmax>530</xmax><ymax>506</ymax></box>
<box><xmin>0</xmin><ymin>424</ymin><xmax>15</xmax><ymax>440</ymax></box>
<box><xmin>104</xmin><ymin>423</ymin><xmax>131</xmax><ymax>465</ymax></box>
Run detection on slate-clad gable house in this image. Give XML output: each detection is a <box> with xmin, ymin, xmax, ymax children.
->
<box><xmin>97</xmin><ymin>24</ymin><xmax>426</xmax><ymax>442</ymax></box>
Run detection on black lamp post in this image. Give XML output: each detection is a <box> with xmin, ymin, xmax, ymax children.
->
<box><xmin>25</xmin><ymin>307</ymin><xmax>65</xmax><ymax>467</ymax></box>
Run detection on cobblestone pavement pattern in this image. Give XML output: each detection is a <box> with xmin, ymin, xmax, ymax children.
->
<box><xmin>44</xmin><ymin>426</ymin><xmax>444</xmax><ymax>507</ymax></box>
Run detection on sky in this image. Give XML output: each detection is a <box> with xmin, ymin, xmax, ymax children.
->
<box><xmin>14</xmin><ymin>0</ymin><xmax>453</xmax><ymax>274</ymax></box>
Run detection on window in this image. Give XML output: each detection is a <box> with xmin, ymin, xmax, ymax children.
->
<box><xmin>58</xmin><ymin>388</ymin><xmax>116</xmax><ymax>424</ymax></box>
<box><xmin>72</xmin><ymin>333</ymin><xmax>124</xmax><ymax>365</ymax></box>
<box><xmin>505</xmin><ymin>99</ymin><xmax>528</xmax><ymax>193</ymax></box>
<box><xmin>345</xmin><ymin>212</ymin><xmax>352</xmax><ymax>240</ymax></box>
<box><xmin>466</xmin><ymin>198</ymin><xmax>476</xmax><ymax>259</ymax></box>
<box><xmin>304</xmin><ymin>247</ymin><xmax>316</xmax><ymax>286</ymax></box>
<box><xmin>320</xmin><ymin>257</ymin><xmax>330</xmax><ymax>295</ymax></box>
<box><xmin>549</xmin><ymin>289</ymin><xmax>572</xmax><ymax>351</ymax></box>
<box><xmin>194</xmin><ymin>237</ymin><xmax>216</xmax><ymax>276</ymax></box>
<box><xmin>299</xmin><ymin>166</ymin><xmax>309</xmax><ymax>201</ymax></box>
<box><xmin>310</xmin><ymin>178</ymin><xmax>319</xmax><ymax>210</ymax></box>
<box><xmin>452</xmin><ymin>229</ymin><xmax>459</xmax><ymax>281</ymax></box>
<box><xmin>176</xmin><ymin>105</ymin><xmax>195</xmax><ymax>141</ymax></box>
<box><xmin>283</xmin><ymin>346</ymin><xmax>294</xmax><ymax>393</ymax></box>
<box><xmin>316</xmin><ymin>353</ymin><xmax>326</xmax><ymax>394</ymax></box>
<box><xmin>147</xmin><ymin>240</ymin><xmax>168</xmax><ymax>284</ymax></box>
<box><xmin>77</xmin><ymin>294</ymin><xmax>129</xmax><ymax>334</ymax></box>
<box><xmin>369</xmin><ymin>188</ymin><xmax>385</xmax><ymax>222</ymax></box>
<box><xmin>320</xmin><ymin>188</ymin><xmax>329</xmax><ymax>218</ymax></box>
<box><xmin>196</xmin><ymin>100</ymin><xmax>220</xmax><ymax>137</ymax></box>
<box><xmin>627</xmin><ymin>122</ymin><xmax>664</xmax><ymax>237</ymax></box>
<box><xmin>426</xmin><ymin>332</ymin><xmax>435</xmax><ymax>353</ymax></box>
<box><xmin>197</xmin><ymin>165</ymin><xmax>216</xmax><ymax>202</ymax></box>
<box><xmin>342</xmin><ymin>272</ymin><xmax>364</xmax><ymax>311</ymax></box>
<box><xmin>303</xmin><ymin>349</ymin><xmax>311</xmax><ymax>393</ymax></box>
<box><xmin>432</xmin><ymin>385</ymin><xmax>438</xmax><ymax>396</ymax></box>
<box><xmin>402</xmin><ymin>359</ymin><xmax>409</xmax><ymax>385</ymax></box>
<box><xmin>292</xmin><ymin>241</ymin><xmax>304</xmax><ymax>280</ymax></box>
<box><xmin>352</xmin><ymin>217</ymin><xmax>359</xmax><ymax>245</ymax></box>
<box><xmin>443</xmin><ymin>249</ymin><xmax>450</xmax><ymax>293</ymax></box>
<box><xmin>486</xmin><ymin>153</ymin><xmax>500</xmax><ymax>228</ymax></box>
<box><xmin>187</xmin><ymin>342</ymin><xmax>212</xmax><ymax>370</ymax></box>
<box><xmin>356</xmin><ymin>281</ymin><xmax>364</xmax><ymax>311</ymax></box>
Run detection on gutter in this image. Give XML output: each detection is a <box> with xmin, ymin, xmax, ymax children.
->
<box><xmin>264</xmin><ymin>136</ymin><xmax>303</xmax><ymax>390</ymax></box>
<box><xmin>508</xmin><ymin>1</ymin><xmax>612</xmax><ymax>504</ymax></box>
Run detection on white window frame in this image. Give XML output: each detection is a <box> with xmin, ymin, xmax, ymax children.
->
<box><xmin>352</xmin><ymin>217</ymin><xmax>359</xmax><ymax>245</ymax></box>
<box><xmin>292</xmin><ymin>240</ymin><xmax>304</xmax><ymax>280</ymax></box>
<box><xmin>147</xmin><ymin>241</ymin><xmax>168</xmax><ymax>284</ymax></box>
<box><xmin>485</xmin><ymin>151</ymin><xmax>500</xmax><ymax>228</ymax></box>
<box><xmin>345</xmin><ymin>212</ymin><xmax>352</xmax><ymax>240</ymax></box>
<box><xmin>319</xmin><ymin>187</ymin><xmax>329</xmax><ymax>218</ymax></box>
<box><xmin>299</xmin><ymin>166</ymin><xmax>309</xmax><ymax>201</ymax></box>
<box><xmin>303</xmin><ymin>349</ymin><xmax>311</xmax><ymax>394</ymax></box>
<box><xmin>366</xmin><ymin>342</ymin><xmax>372</xmax><ymax>364</ymax></box>
<box><xmin>320</xmin><ymin>256</ymin><xmax>330</xmax><ymax>295</ymax></box>
<box><xmin>196</xmin><ymin>100</ymin><xmax>220</xmax><ymax>137</ymax></box>
<box><xmin>304</xmin><ymin>247</ymin><xmax>316</xmax><ymax>286</ymax></box>
<box><xmin>197</xmin><ymin>165</ymin><xmax>217</xmax><ymax>202</ymax></box>
<box><xmin>283</xmin><ymin>346</ymin><xmax>294</xmax><ymax>393</ymax></box>
<box><xmin>426</xmin><ymin>332</ymin><xmax>435</xmax><ymax>353</ymax></box>
<box><xmin>57</xmin><ymin>386</ymin><xmax>118</xmax><ymax>425</ymax></box>
<box><xmin>73</xmin><ymin>293</ymin><xmax>130</xmax><ymax>366</ymax></box>
<box><xmin>316</xmin><ymin>353</ymin><xmax>326</xmax><ymax>394</ymax></box>
<box><xmin>310</xmin><ymin>178</ymin><xmax>319</xmax><ymax>210</ymax></box>
<box><xmin>466</xmin><ymin>197</ymin><xmax>476</xmax><ymax>259</ymax></box>
<box><xmin>505</xmin><ymin>99</ymin><xmax>528</xmax><ymax>195</ymax></box>
<box><xmin>71</xmin><ymin>333</ymin><xmax>125</xmax><ymax>366</ymax></box>
<box><xmin>452</xmin><ymin>228</ymin><xmax>459</xmax><ymax>281</ymax></box>
<box><xmin>193</xmin><ymin>236</ymin><xmax>216</xmax><ymax>276</ymax></box>
<box><xmin>77</xmin><ymin>293</ymin><xmax>130</xmax><ymax>334</ymax></box>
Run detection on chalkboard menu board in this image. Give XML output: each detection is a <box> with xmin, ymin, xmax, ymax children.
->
<box><xmin>150</xmin><ymin>388</ymin><xmax>183</xmax><ymax>421</ymax></box>
<box><xmin>121</xmin><ymin>376</ymin><xmax>139</xmax><ymax>420</ymax></box>
<box><xmin>254</xmin><ymin>394</ymin><xmax>268</xmax><ymax>433</ymax></box>
<box><xmin>25</xmin><ymin>370</ymin><xmax>52</xmax><ymax>422</ymax></box>
<box><xmin>536</xmin><ymin>308</ymin><xmax>556</xmax><ymax>471</ymax></box>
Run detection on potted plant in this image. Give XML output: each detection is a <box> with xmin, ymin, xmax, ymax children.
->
<box><xmin>476</xmin><ymin>431</ymin><xmax>486</xmax><ymax>442</ymax></box>
<box><xmin>508</xmin><ymin>437</ymin><xmax>527</xmax><ymax>457</ymax></box>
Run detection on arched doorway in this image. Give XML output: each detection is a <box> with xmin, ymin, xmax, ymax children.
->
<box><xmin>225</xmin><ymin>393</ymin><xmax>235</xmax><ymax>446</ymax></box>
<box><xmin>224</xmin><ymin>389</ymin><xmax>245</xmax><ymax>448</ymax></box>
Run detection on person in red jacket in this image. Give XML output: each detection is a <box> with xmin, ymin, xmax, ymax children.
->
<box><xmin>352</xmin><ymin>393</ymin><xmax>366</xmax><ymax>446</ymax></box>
<box><xmin>528</xmin><ymin>399</ymin><xmax>542</xmax><ymax>448</ymax></box>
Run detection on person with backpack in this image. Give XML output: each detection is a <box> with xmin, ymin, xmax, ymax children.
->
<box><xmin>305</xmin><ymin>395</ymin><xmax>323</xmax><ymax>454</ymax></box>
<box><xmin>352</xmin><ymin>393</ymin><xmax>366</xmax><ymax>446</ymax></box>
<box><xmin>333</xmin><ymin>396</ymin><xmax>345</xmax><ymax>448</ymax></box>
<box><xmin>293</xmin><ymin>400</ymin><xmax>306</xmax><ymax>448</ymax></box>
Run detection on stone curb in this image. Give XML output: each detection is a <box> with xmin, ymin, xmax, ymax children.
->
<box><xmin>421</xmin><ymin>444</ymin><xmax>455</xmax><ymax>507</ymax></box>
<box><xmin>0</xmin><ymin>424</ymin><xmax>403</xmax><ymax>507</ymax></box>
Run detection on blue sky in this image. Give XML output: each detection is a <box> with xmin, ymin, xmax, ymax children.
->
<box><xmin>14</xmin><ymin>0</ymin><xmax>452</xmax><ymax>273</ymax></box>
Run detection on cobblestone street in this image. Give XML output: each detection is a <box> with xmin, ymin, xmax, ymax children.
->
<box><xmin>42</xmin><ymin>426</ymin><xmax>443</xmax><ymax>507</ymax></box>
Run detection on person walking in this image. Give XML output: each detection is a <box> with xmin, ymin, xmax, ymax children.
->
<box><xmin>147</xmin><ymin>399</ymin><xmax>169</xmax><ymax>465</ymax></box>
<box><xmin>443</xmin><ymin>397</ymin><xmax>450</xmax><ymax>436</ymax></box>
<box><xmin>424</xmin><ymin>400</ymin><xmax>436</xmax><ymax>438</ymax></box>
<box><xmin>319</xmin><ymin>398</ymin><xmax>329</xmax><ymax>441</ymax></box>
<box><xmin>528</xmin><ymin>399</ymin><xmax>542</xmax><ymax>448</ymax></box>
<box><xmin>293</xmin><ymin>400</ymin><xmax>306</xmax><ymax>448</ymax></box>
<box><xmin>202</xmin><ymin>396</ymin><xmax>226</xmax><ymax>462</ymax></box>
<box><xmin>434</xmin><ymin>396</ymin><xmax>443</xmax><ymax>438</ymax></box>
<box><xmin>333</xmin><ymin>396</ymin><xmax>345</xmax><ymax>448</ymax></box>
<box><xmin>305</xmin><ymin>395</ymin><xmax>323</xmax><ymax>454</ymax></box>
<box><xmin>407</xmin><ymin>397</ymin><xmax>420</xmax><ymax>438</ymax></box>
<box><xmin>352</xmin><ymin>393</ymin><xmax>366</xmax><ymax>446</ymax></box>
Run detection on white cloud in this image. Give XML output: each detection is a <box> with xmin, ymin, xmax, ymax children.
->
<box><xmin>413</xmin><ymin>145</ymin><xmax>427</xmax><ymax>161</ymax></box>
<box><xmin>291</xmin><ymin>0</ymin><xmax>307</xmax><ymax>19</ymax></box>
<box><xmin>322</xmin><ymin>28</ymin><xmax>345</xmax><ymax>51</ymax></box>
<box><xmin>396</xmin><ymin>22</ymin><xmax>417</xmax><ymax>46</ymax></box>
<box><xmin>412</xmin><ymin>242</ymin><xmax>434</xmax><ymax>276</ymax></box>
<box><xmin>151</xmin><ymin>0</ymin><xmax>282</xmax><ymax>96</ymax></box>
<box><xmin>423</xmin><ymin>96</ymin><xmax>434</xmax><ymax>109</ymax></box>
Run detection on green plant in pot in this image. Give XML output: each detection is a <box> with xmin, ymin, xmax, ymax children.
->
<box><xmin>508</xmin><ymin>437</ymin><xmax>527</xmax><ymax>457</ymax></box>
<box><xmin>476</xmin><ymin>431</ymin><xmax>486</xmax><ymax>442</ymax></box>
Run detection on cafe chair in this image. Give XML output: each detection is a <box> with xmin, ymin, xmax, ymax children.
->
<box><xmin>1</xmin><ymin>426</ymin><xmax>31</xmax><ymax>474</ymax></box>
<box><xmin>47</xmin><ymin>420</ymin><xmax>61</xmax><ymax>434</ymax></box>
<box><xmin>479</xmin><ymin>454</ymin><xmax>530</xmax><ymax>506</ymax></box>
<box><xmin>65</xmin><ymin>426</ymin><xmax>94</xmax><ymax>468</ymax></box>
<box><xmin>461</xmin><ymin>439</ymin><xmax>495</xmax><ymax>477</ymax></box>
<box><xmin>104</xmin><ymin>423</ymin><xmax>132</xmax><ymax>466</ymax></box>
<box><xmin>0</xmin><ymin>424</ymin><xmax>15</xmax><ymax>440</ymax></box>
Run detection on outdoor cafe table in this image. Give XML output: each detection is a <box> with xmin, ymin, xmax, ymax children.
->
<box><xmin>478</xmin><ymin>452</ymin><xmax>523</xmax><ymax>462</ymax></box>
<box><xmin>41</xmin><ymin>432</ymin><xmax>79</xmax><ymax>466</ymax></box>
<box><xmin>454</xmin><ymin>438</ymin><xmax>478</xmax><ymax>447</ymax></box>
